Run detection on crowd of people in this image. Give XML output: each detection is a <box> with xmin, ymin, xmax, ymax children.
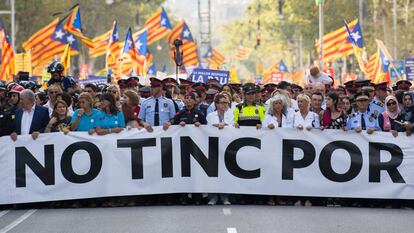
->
<box><xmin>1</xmin><ymin>62</ymin><xmax>414</xmax><ymax>208</ymax></box>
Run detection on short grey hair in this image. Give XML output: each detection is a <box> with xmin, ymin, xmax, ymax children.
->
<box><xmin>267</xmin><ymin>94</ymin><xmax>288</xmax><ymax>115</ymax></box>
<box><xmin>20</xmin><ymin>89</ymin><xmax>36</xmax><ymax>101</ymax></box>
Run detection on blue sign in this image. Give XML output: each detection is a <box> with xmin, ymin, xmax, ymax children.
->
<box><xmin>191</xmin><ymin>68</ymin><xmax>229</xmax><ymax>85</ymax></box>
<box><xmin>405</xmin><ymin>57</ymin><xmax>414</xmax><ymax>81</ymax></box>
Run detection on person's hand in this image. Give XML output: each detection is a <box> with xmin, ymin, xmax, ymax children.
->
<box><xmin>297</xmin><ymin>124</ymin><xmax>303</xmax><ymax>130</ymax></box>
<box><xmin>218</xmin><ymin>123</ymin><xmax>225</xmax><ymax>129</ymax></box>
<box><xmin>112</xmin><ymin>127</ymin><xmax>123</xmax><ymax>133</ymax></box>
<box><xmin>143</xmin><ymin>123</ymin><xmax>153</xmax><ymax>132</ymax></box>
<box><xmin>268</xmin><ymin>123</ymin><xmax>275</xmax><ymax>129</ymax></box>
<box><xmin>179</xmin><ymin>121</ymin><xmax>186</xmax><ymax>127</ymax></box>
<box><xmin>63</xmin><ymin>128</ymin><xmax>70</xmax><ymax>135</ymax></box>
<box><xmin>88</xmin><ymin>129</ymin><xmax>95</xmax><ymax>135</ymax></box>
<box><xmin>390</xmin><ymin>130</ymin><xmax>398</xmax><ymax>137</ymax></box>
<box><xmin>31</xmin><ymin>131</ymin><xmax>40</xmax><ymax>140</ymax></box>
<box><xmin>405</xmin><ymin>122</ymin><xmax>412</xmax><ymax>132</ymax></box>
<box><xmin>355</xmin><ymin>127</ymin><xmax>362</xmax><ymax>133</ymax></box>
<box><xmin>49</xmin><ymin>117</ymin><xmax>58</xmax><ymax>125</ymax></box>
<box><xmin>163</xmin><ymin>122</ymin><xmax>171</xmax><ymax>131</ymax></box>
<box><xmin>10</xmin><ymin>132</ymin><xmax>17</xmax><ymax>141</ymax></box>
<box><xmin>256</xmin><ymin>124</ymin><xmax>262</xmax><ymax>129</ymax></box>
<box><xmin>234</xmin><ymin>123</ymin><xmax>240</xmax><ymax>128</ymax></box>
<box><xmin>306</xmin><ymin>125</ymin><xmax>312</xmax><ymax>131</ymax></box>
<box><xmin>194</xmin><ymin>122</ymin><xmax>201</xmax><ymax>127</ymax></box>
<box><xmin>367</xmin><ymin>127</ymin><xmax>375</xmax><ymax>135</ymax></box>
<box><xmin>343</xmin><ymin>126</ymin><xmax>348</xmax><ymax>131</ymax></box>
<box><xmin>77</xmin><ymin>108</ymin><xmax>85</xmax><ymax>118</ymax></box>
<box><xmin>319</xmin><ymin>126</ymin><xmax>324</xmax><ymax>130</ymax></box>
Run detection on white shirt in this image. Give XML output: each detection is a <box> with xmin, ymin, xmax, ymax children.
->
<box><xmin>262</xmin><ymin>111</ymin><xmax>294</xmax><ymax>128</ymax></box>
<box><xmin>307</xmin><ymin>72</ymin><xmax>333</xmax><ymax>84</ymax></box>
<box><xmin>44</xmin><ymin>101</ymin><xmax>53</xmax><ymax>117</ymax></box>
<box><xmin>21</xmin><ymin>104</ymin><xmax>36</xmax><ymax>135</ymax></box>
<box><xmin>293</xmin><ymin>110</ymin><xmax>320</xmax><ymax>128</ymax></box>
<box><xmin>206</xmin><ymin>109</ymin><xmax>234</xmax><ymax>127</ymax></box>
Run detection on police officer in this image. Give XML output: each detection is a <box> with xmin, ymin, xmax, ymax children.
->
<box><xmin>163</xmin><ymin>77</ymin><xmax>184</xmax><ymax>112</ymax></box>
<box><xmin>46</xmin><ymin>61</ymin><xmax>73</xmax><ymax>92</ymax></box>
<box><xmin>138</xmin><ymin>77</ymin><xmax>176</xmax><ymax>132</ymax></box>
<box><xmin>372</xmin><ymin>82</ymin><xmax>388</xmax><ymax>112</ymax></box>
<box><xmin>0</xmin><ymin>82</ymin><xmax>15</xmax><ymax>136</ymax></box>
<box><xmin>172</xmin><ymin>92</ymin><xmax>206</xmax><ymax>126</ymax></box>
<box><xmin>346</xmin><ymin>92</ymin><xmax>380</xmax><ymax>134</ymax></box>
<box><xmin>362</xmin><ymin>83</ymin><xmax>384</xmax><ymax>117</ymax></box>
<box><xmin>192</xmin><ymin>82</ymin><xmax>209</xmax><ymax>116</ymax></box>
<box><xmin>234</xmin><ymin>83</ymin><xmax>265</xmax><ymax>129</ymax></box>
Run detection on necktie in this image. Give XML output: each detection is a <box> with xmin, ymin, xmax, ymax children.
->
<box><xmin>361</xmin><ymin>113</ymin><xmax>366</xmax><ymax>130</ymax></box>
<box><xmin>154</xmin><ymin>99</ymin><xmax>159</xmax><ymax>126</ymax></box>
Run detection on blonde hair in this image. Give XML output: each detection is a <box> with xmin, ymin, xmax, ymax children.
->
<box><xmin>79</xmin><ymin>92</ymin><xmax>94</xmax><ymax>108</ymax></box>
<box><xmin>297</xmin><ymin>93</ymin><xmax>311</xmax><ymax>108</ymax></box>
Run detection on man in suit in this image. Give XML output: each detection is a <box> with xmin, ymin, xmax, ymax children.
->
<box><xmin>10</xmin><ymin>89</ymin><xmax>50</xmax><ymax>141</ymax></box>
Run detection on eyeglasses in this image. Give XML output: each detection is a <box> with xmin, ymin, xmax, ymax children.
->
<box><xmin>387</xmin><ymin>102</ymin><xmax>396</xmax><ymax>106</ymax></box>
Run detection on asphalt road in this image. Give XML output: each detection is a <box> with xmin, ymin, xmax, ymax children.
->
<box><xmin>0</xmin><ymin>205</ymin><xmax>413</xmax><ymax>233</ymax></box>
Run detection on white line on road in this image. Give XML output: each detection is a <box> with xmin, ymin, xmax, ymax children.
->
<box><xmin>0</xmin><ymin>211</ymin><xmax>10</xmax><ymax>219</ymax></box>
<box><xmin>0</xmin><ymin>209</ymin><xmax>37</xmax><ymax>233</ymax></box>
<box><xmin>227</xmin><ymin>227</ymin><xmax>237</xmax><ymax>233</ymax></box>
<box><xmin>223</xmin><ymin>208</ymin><xmax>232</xmax><ymax>215</ymax></box>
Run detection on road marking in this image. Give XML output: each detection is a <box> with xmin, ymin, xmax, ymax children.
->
<box><xmin>223</xmin><ymin>208</ymin><xmax>232</xmax><ymax>215</ymax></box>
<box><xmin>227</xmin><ymin>227</ymin><xmax>237</xmax><ymax>233</ymax></box>
<box><xmin>0</xmin><ymin>209</ymin><xmax>37</xmax><ymax>233</ymax></box>
<box><xmin>0</xmin><ymin>211</ymin><xmax>10</xmax><ymax>219</ymax></box>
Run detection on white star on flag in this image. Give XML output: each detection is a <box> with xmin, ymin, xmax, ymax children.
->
<box><xmin>127</xmin><ymin>40</ymin><xmax>132</xmax><ymax>48</ymax></box>
<box><xmin>55</xmin><ymin>30</ymin><xmax>64</xmax><ymax>39</ymax></box>
<box><xmin>66</xmin><ymin>35</ymin><xmax>75</xmax><ymax>45</ymax></box>
<box><xmin>383</xmin><ymin>56</ymin><xmax>390</xmax><ymax>66</ymax></box>
<box><xmin>135</xmin><ymin>40</ymin><xmax>142</xmax><ymax>50</ymax></box>
<box><xmin>351</xmin><ymin>31</ymin><xmax>361</xmax><ymax>43</ymax></box>
<box><xmin>113</xmin><ymin>33</ymin><xmax>119</xmax><ymax>41</ymax></box>
<box><xmin>183</xmin><ymin>30</ymin><xmax>190</xmax><ymax>38</ymax></box>
<box><xmin>161</xmin><ymin>18</ymin><xmax>167</xmax><ymax>26</ymax></box>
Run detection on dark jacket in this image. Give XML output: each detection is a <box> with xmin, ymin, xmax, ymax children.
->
<box><xmin>14</xmin><ymin>105</ymin><xmax>50</xmax><ymax>134</ymax></box>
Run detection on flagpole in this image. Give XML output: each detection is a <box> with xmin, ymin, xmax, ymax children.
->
<box><xmin>318</xmin><ymin>0</ymin><xmax>324</xmax><ymax>70</ymax></box>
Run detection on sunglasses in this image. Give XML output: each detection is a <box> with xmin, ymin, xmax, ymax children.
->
<box><xmin>387</xmin><ymin>101</ymin><xmax>396</xmax><ymax>106</ymax></box>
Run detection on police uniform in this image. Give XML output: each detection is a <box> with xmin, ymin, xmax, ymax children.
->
<box><xmin>138</xmin><ymin>77</ymin><xmax>176</xmax><ymax>127</ymax></box>
<box><xmin>139</xmin><ymin>96</ymin><xmax>176</xmax><ymax>127</ymax></box>
<box><xmin>234</xmin><ymin>84</ymin><xmax>265</xmax><ymax>126</ymax></box>
<box><xmin>0</xmin><ymin>106</ymin><xmax>16</xmax><ymax>136</ymax></box>
<box><xmin>368</xmin><ymin>97</ymin><xmax>385</xmax><ymax>116</ymax></box>
<box><xmin>172</xmin><ymin>108</ymin><xmax>206</xmax><ymax>125</ymax></box>
<box><xmin>347</xmin><ymin>93</ymin><xmax>380</xmax><ymax>130</ymax></box>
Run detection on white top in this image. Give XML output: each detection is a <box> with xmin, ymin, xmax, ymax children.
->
<box><xmin>293</xmin><ymin>110</ymin><xmax>320</xmax><ymax>128</ymax></box>
<box><xmin>21</xmin><ymin>104</ymin><xmax>36</xmax><ymax>135</ymax></box>
<box><xmin>262</xmin><ymin>111</ymin><xmax>294</xmax><ymax>128</ymax></box>
<box><xmin>206</xmin><ymin>109</ymin><xmax>234</xmax><ymax>127</ymax></box>
<box><xmin>307</xmin><ymin>72</ymin><xmax>333</xmax><ymax>84</ymax></box>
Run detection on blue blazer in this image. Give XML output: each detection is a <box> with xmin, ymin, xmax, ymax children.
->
<box><xmin>14</xmin><ymin>105</ymin><xmax>50</xmax><ymax>134</ymax></box>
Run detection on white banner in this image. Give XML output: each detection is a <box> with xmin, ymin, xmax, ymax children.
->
<box><xmin>1</xmin><ymin>126</ymin><xmax>414</xmax><ymax>204</ymax></box>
